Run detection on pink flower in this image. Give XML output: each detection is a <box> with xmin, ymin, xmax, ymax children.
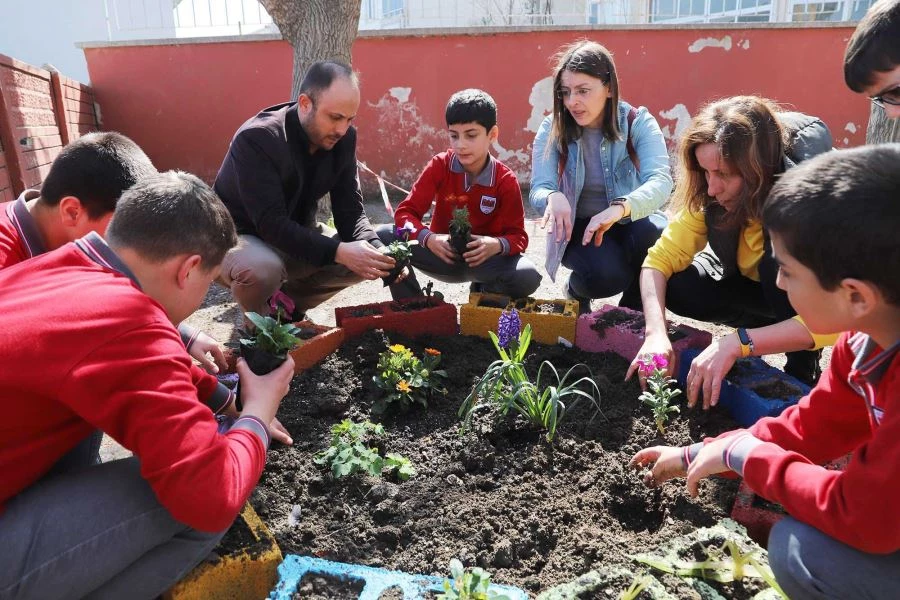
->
<box><xmin>652</xmin><ymin>354</ymin><xmax>668</xmax><ymax>370</ymax></box>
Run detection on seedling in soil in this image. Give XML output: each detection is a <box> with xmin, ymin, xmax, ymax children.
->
<box><xmin>449</xmin><ymin>206</ymin><xmax>473</xmax><ymax>257</ymax></box>
<box><xmin>239</xmin><ymin>308</ymin><xmax>301</xmax><ymax>375</ymax></box>
<box><xmin>382</xmin><ymin>239</ymin><xmax>415</xmax><ymax>286</ymax></box>
<box><xmin>372</xmin><ymin>343</ymin><xmax>448</xmax><ymax>414</ymax></box>
<box><xmin>619</xmin><ymin>574</ymin><xmax>653</xmax><ymax>600</ymax></box>
<box><xmin>460</xmin><ymin>310</ymin><xmax>604</xmax><ymax>442</ymax></box>
<box><xmin>313</xmin><ymin>419</ymin><xmax>415</xmax><ymax>481</ymax></box>
<box><xmin>637</xmin><ymin>354</ymin><xmax>681</xmax><ymax>434</ymax></box>
<box><xmin>390</xmin><ymin>281</ymin><xmax>446</xmax><ymax>311</ymax></box>
<box><xmin>438</xmin><ymin>558</ymin><xmax>512</xmax><ymax>600</ymax></box>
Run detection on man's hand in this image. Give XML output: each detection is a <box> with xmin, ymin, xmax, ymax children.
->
<box><xmin>629</xmin><ymin>445</ymin><xmax>686</xmax><ymax>487</ymax></box>
<box><xmin>539</xmin><ymin>191</ymin><xmax>572</xmax><ymax>243</ymax></box>
<box><xmin>685</xmin><ymin>334</ymin><xmax>742</xmax><ymax>409</ymax></box>
<box><xmin>335</xmin><ymin>241</ymin><xmax>395</xmax><ymax>280</ymax></box>
<box><xmin>582</xmin><ymin>204</ymin><xmax>626</xmax><ymax>247</ymax></box>
<box><xmin>463</xmin><ymin>235</ymin><xmax>502</xmax><ymax>267</ymax></box>
<box><xmin>235</xmin><ymin>356</ymin><xmax>294</xmax><ymax>430</ymax></box>
<box><xmin>626</xmin><ymin>333</ymin><xmax>674</xmax><ymax>391</ymax></box>
<box><xmin>424</xmin><ymin>233</ymin><xmax>458</xmax><ymax>265</ymax></box>
<box><xmin>189</xmin><ymin>330</ymin><xmax>228</xmax><ymax>374</ymax></box>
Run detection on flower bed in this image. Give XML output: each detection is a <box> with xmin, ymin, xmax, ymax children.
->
<box><xmin>250</xmin><ymin>331</ymin><xmax>759</xmax><ymax>597</ymax></box>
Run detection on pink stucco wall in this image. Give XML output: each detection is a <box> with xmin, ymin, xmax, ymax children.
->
<box><xmin>83</xmin><ymin>26</ymin><xmax>866</xmax><ymax>194</ymax></box>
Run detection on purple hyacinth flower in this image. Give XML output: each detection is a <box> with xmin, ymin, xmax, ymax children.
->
<box><xmin>497</xmin><ymin>309</ymin><xmax>521</xmax><ymax>349</ymax></box>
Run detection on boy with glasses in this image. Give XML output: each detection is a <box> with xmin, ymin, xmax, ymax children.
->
<box><xmin>844</xmin><ymin>0</ymin><xmax>900</xmax><ymax>120</ymax></box>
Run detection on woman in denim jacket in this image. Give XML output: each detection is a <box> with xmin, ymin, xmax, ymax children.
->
<box><xmin>530</xmin><ymin>40</ymin><xmax>672</xmax><ymax>312</ymax></box>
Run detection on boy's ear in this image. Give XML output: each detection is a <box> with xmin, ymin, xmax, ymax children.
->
<box><xmin>488</xmin><ymin>125</ymin><xmax>499</xmax><ymax>143</ymax></box>
<box><xmin>175</xmin><ymin>254</ymin><xmax>204</xmax><ymax>289</ymax></box>
<box><xmin>57</xmin><ymin>196</ymin><xmax>86</xmax><ymax>227</ymax></box>
<box><xmin>841</xmin><ymin>277</ymin><xmax>881</xmax><ymax>320</ymax></box>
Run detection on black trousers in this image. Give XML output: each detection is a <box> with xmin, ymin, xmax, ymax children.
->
<box><xmin>665</xmin><ymin>250</ymin><xmax>821</xmax><ymax>383</ymax></box>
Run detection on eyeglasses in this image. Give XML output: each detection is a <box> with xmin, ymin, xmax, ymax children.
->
<box><xmin>870</xmin><ymin>84</ymin><xmax>900</xmax><ymax>109</ymax></box>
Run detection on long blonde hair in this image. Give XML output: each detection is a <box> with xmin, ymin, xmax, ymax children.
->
<box><xmin>673</xmin><ymin>96</ymin><xmax>786</xmax><ymax>227</ymax></box>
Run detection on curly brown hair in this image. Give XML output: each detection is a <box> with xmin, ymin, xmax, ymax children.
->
<box><xmin>673</xmin><ymin>96</ymin><xmax>786</xmax><ymax>228</ymax></box>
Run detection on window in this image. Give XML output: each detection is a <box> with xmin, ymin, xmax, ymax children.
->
<box><xmin>382</xmin><ymin>0</ymin><xmax>403</xmax><ymax>17</ymax></box>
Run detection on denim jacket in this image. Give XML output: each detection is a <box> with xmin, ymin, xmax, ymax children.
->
<box><xmin>529</xmin><ymin>100</ymin><xmax>673</xmax><ymax>280</ymax></box>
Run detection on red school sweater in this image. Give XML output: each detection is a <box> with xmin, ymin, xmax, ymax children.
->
<box><xmin>393</xmin><ymin>150</ymin><xmax>528</xmax><ymax>255</ymax></box>
<box><xmin>0</xmin><ymin>240</ymin><xmax>269</xmax><ymax>532</ymax></box>
<box><xmin>720</xmin><ymin>331</ymin><xmax>900</xmax><ymax>553</ymax></box>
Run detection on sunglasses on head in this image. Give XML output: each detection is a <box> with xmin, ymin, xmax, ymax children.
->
<box><xmin>870</xmin><ymin>84</ymin><xmax>900</xmax><ymax>108</ymax></box>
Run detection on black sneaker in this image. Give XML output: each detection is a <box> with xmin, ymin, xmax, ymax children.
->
<box><xmin>565</xmin><ymin>283</ymin><xmax>592</xmax><ymax>315</ymax></box>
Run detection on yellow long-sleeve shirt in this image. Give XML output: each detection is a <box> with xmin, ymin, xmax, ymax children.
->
<box><xmin>643</xmin><ymin>207</ymin><xmax>836</xmax><ymax>349</ymax></box>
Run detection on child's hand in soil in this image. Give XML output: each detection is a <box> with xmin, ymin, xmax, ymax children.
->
<box><xmin>268</xmin><ymin>416</ymin><xmax>292</xmax><ymax>446</ymax></box>
<box><xmin>630</xmin><ymin>445</ymin><xmax>687</xmax><ymax>487</ymax></box>
<box><xmin>189</xmin><ymin>330</ymin><xmax>229</xmax><ymax>374</ymax></box>
<box><xmin>425</xmin><ymin>233</ymin><xmax>457</xmax><ymax>265</ymax></box>
<box><xmin>463</xmin><ymin>235</ymin><xmax>502</xmax><ymax>267</ymax></box>
<box><xmin>685</xmin><ymin>437</ymin><xmax>732</xmax><ymax>498</ymax></box>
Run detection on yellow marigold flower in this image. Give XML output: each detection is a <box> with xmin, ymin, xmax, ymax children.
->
<box><xmin>396</xmin><ymin>380</ymin><xmax>411</xmax><ymax>393</ymax></box>
<box><xmin>424</xmin><ymin>348</ymin><xmax>441</xmax><ymax>356</ymax></box>
<box><xmin>389</xmin><ymin>344</ymin><xmax>407</xmax><ymax>353</ymax></box>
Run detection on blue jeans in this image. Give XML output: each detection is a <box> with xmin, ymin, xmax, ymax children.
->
<box><xmin>562</xmin><ymin>213</ymin><xmax>667</xmax><ymax>305</ymax></box>
<box><xmin>769</xmin><ymin>517</ymin><xmax>900</xmax><ymax>599</ymax></box>
<box><xmin>0</xmin><ymin>457</ymin><xmax>226</xmax><ymax>600</ymax></box>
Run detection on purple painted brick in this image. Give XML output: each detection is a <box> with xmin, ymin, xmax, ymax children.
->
<box><xmin>575</xmin><ymin>305</ymin><xmax>712</xmax><ymax>364</ymax></box>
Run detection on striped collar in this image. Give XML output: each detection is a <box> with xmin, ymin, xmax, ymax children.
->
<box><xmin>449</xmin><ymin>152</ymin><xmax>496</xmax><ymax>192</ymax></box>
<box><xmin>7</xmin><ymin>190</ymin><xmax>45</xmax><ymax>258</ymax></box>
<box><xmin>74</xmin><ymin>231</ymin><xmax>141</xmax><ymax>289</ymax></box>
<box><xmin>847</xmin><ymin>332</ymin><xmax>899</xmax><ymax>426</ymax></box>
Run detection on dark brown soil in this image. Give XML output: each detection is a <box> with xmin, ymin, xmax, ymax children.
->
<box><xmin>351</xmin><ymin>307</ymin><xmax>383</xmax><ymax>318</ymax></box>
<box><xmin>293</xmin><ymin>574</ymin><xmax>365</xmax><ymax>599</ymax></box>
<box><xmin>389</xmin><ymin>298</ymin><xmax>441</xmax><ymax>312</ymax></box>
<box><xmin>297</xmin><ymin>328</ymin><xmax>320</xmax><ymax>341</ymax></box>
<box><xmin>750</xmin><ymin>379</ymin><xmax>802</xmax><ymax>400</ymax></box>
<box><xmin>254</xmin><ymin>331</ymin><xmax>742</xmax><ymax>595</ymax></box>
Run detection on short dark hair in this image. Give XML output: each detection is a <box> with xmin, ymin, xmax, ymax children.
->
<box><xmin>445</xmin><ymin>89</ymin><xmax>497</xmax><ymax>131</ymax></box>
<box><xmin>298</xmin><ymin>61</ymin><xmax>359</xmax><ymax>103</ymax></box>
<box><xmin>39</xmin><ymin>132</ymin><xmax>157</xmax><ymax>219</ymax></box>
<box><xmin>106</xmin><ymin>171</ymin><xmax>237</xmax><ymax>269</ymax></box>
<box><xmin>763</xmin><ymin>144</ymin><xmax>900</xmax><ymax>305</ymax></box>
<box><xmin>844</xmin><ymin>0</ymin><xmax>900</xmax><ymax>92</ymax></box>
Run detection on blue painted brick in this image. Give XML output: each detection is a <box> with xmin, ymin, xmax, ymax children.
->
<box><xmin>678</xmin><ymin>349</ymin><xmax>811</xmax><ymax>427</ymax></box>
<box><xmin>270</xmin><ymin>555</ymin><xmax>529</xmax><ymax>600</ymax></box>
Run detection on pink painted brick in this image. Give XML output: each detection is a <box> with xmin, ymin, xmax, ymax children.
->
<box><xmin>575</xmin><ymin>304</ymin><xmax>712</xmax><ymax>363</ymax></box>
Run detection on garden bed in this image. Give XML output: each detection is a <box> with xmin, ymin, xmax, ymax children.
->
<box><xmin>252</xmin><ymin>331</ymin><xmax>745</xmax><ymax>596</ymax></box>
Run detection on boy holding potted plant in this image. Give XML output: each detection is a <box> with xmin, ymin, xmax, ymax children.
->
<box><xmin>0</xmin><ymin>172</ymin><xmax>295</xmax><ymax>599</ymax></box>
<box><xmin>377</xmin><ymin>89</ymin><xmax>541</xmax><ymax>300</ymax></box>
<box><xmin>630</xmin><ymin>145</ymin><xmax>900</xmax><ymax>598</ymax></box>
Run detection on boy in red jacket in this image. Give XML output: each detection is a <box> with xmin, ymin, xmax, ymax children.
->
<box><xmin>0</xmin><ymin>172</ymin><xmax>294</xmax><ymax>600</ymax></box>
<box><xmin>379</xmin><ymin>89</ymin><xmax>541</xmax><ymax>299</ymax></box>
<box><xmin>631</xmin><ymin>145</ymin><xmax>900</xmax><ymax>598</ymax></box>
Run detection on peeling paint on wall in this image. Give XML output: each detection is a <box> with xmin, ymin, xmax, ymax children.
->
<box><xmin>688</xmin><ymin>36</ymin><xmax>733</xmax><ymax>53</ymax></box>
<box><xmin>845</xmin><ymin>122</ymin><xmax>858</xmax><ymax>133</ymax></box>
<box><xmin>492</xmin><ymin>140</ymin><xmax>531</xmax><ymax>182</ymax></box>
<box><xmin>389</xmin><ymin>87</ymin><xmax>411</xmax><ymax>103</ymax></box>
<box><xmin>658</xmin><ymin>103</ymin><xmax>692</xmax><ymax>145</ymax></box>
<box><xmin>738</xmin><ymin>39</ymin><xmax>751</xmax><ymax>50</ymax></box>
<box><xmin>525</xmin><ymin>76</ymin><xmax>554</xmax><ymax>133</ymax></box>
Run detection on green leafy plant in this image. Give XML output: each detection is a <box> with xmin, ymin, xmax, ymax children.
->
<box><xmin>372</xmin><ymin>343</ymin><xmax>447</xmax><ymax>414</ymax></box>
<box><xmin>438</xmin><ymin>559</ymin><xmax>512</xmax><ymax>600</ymax></box>
<box><xmin>384</xmin><ymin>239</ymin><xmax>413</xmax><ymax>263</ymax></box>
<box><xmin>449</xmin><ymin>206</ymin><xmax>472</xmax><ymax>255</ymax></box>
<box><xmin>312</xmin><ymin>419</ymin><xmax>415</xmax><ymax>481</ymax></box>
<box><xmin>619</xmin><ymin>574</ymin><xmax>653</xmax><ymax>600</ymax></box>
<box><xmin>240</xmin><ymin>311</ymin><xmax>301</xmax><ymax>356</ymax></box>
<box><xmin>636</xmin><ymin>354</ymin><xmax>681</xmax><ymax>433</ymax></box>
<box><xmin>459</xmin><ymin>310</ymin><xmax>603</xmax><ymax>442</ymax></box>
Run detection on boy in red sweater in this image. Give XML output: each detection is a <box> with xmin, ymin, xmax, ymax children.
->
<box><xmin>631</xmin><ymin>145</ymin><xmax>900</xmax><ymax>598</ymax></box>
<box><xmin>0</xmin><ymin>172</ymin><xmax>294</xmax><ymax>600</ymax></box>
<box><xmin>0</xmin><ymin>132</ymin><xmax>228</xmax><ymax>374</ymax></box>
<box><xmin>378</xmin><ymin>89</ymin><xmax>541</xmax><ymax>299</ymax></box>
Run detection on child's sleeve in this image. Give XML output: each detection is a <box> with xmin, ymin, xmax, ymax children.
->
<box><xmin>393</xmin><ymin>155</ymin><xmax>442</xmax><ymax>242</ymax></box>
<box><xmin>493</xmin><ymin>170</ymin><xmax>528</xmax><ymax>255</ymax></box>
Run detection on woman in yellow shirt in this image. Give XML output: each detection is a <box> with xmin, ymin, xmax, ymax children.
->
<box><xmin>628</xmin><ymin>96</ymin><xmax>834</xmax><ymax>404</ymax></box>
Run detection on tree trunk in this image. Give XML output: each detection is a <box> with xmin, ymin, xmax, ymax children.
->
<box><xmin>866</xmin><ymin>103</ymin><xmax>900</xmax><ymax>144</ymax></box>
<box><xmin>258</xmin><ymin>0</ymin><xmax>362</xmax><ymax>99</ymax></box>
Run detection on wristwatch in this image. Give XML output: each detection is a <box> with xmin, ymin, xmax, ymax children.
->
<box><xmin>736</xmin><ymin>328</ymin><xmax>755</xmax><ymax>357</ymax></box>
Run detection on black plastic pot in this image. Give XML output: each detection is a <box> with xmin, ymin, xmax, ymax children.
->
<box><xmin>240</xmin><ymin>341</ymin><xmax>288</xmax><ymax>376</ymax></box>
<box><xmin>382</xmin><ymin>256</ymin><xmax>410</xmax><ymax>286</ymax></box>
<box><xmin>449</xmin><ymin>232</ymin><xmax>471</xmax><ymax>258</ymax></box>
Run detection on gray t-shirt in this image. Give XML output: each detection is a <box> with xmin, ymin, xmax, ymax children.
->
<box><xmin>576</xmin><ymin>127</ymin><xmax>609</xmax><ymax>219</ymax></box>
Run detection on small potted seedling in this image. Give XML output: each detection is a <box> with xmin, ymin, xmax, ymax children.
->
<box><xmin>382</xmin><ymin>222</ymin><xmax>417</xmax><ymax>286</ymax></box>
<box><xmin>449</xmin><ymin>206</ymin><xmax>472</xmax><ymax>258</ymax></box>
<box><xmin>239</xmin><ymin>302</ymin><xmax>302</xmax><ymax>375</ymax></box>
<box><xmin>637</xmin><ymin>354</ymin><xmax>681</xmax><ymax>434</ymax></box>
